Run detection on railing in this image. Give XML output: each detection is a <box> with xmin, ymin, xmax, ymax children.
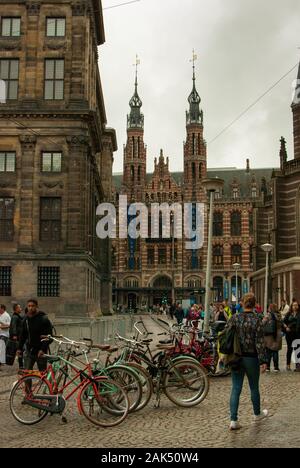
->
<box><xmin>284</xmin><ymin>159</ymin><xmax>300</xmax><ymax>175</ymax></box>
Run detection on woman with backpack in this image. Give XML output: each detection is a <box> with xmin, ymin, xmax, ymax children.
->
<box><xmin>226</xmin><ymin>293</ymin><xmax>268</xmax><ymax>431</ymax></box>
<box><xmin>263</xmin><ymin>304</ymin><xmax>282</xmax><ymax>372</ymax></box>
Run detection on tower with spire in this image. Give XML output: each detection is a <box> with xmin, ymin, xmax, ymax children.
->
<box><xmin>183</xmin><ymin>51</ymin><xmax>207</xmax><ymax>200</ymax></box>
<box><xmin>292</xmin><ymin>60</ymin><xmax>300</xmax><ymax>160</ymax></box>
<box><xmin>122</xmin><ymin>56</ymin><xmax>147</xmax><ymax>200</ymax></box>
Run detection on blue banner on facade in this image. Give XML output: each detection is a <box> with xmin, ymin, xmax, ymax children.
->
<box><xmin>128</xmin><ymin>211</ymin><xmax>136</xmax><ymax>270</ymax></box>
<box><xmin>243</xmin><ymin>280</ymin><xmax>249</xmax><ymax>295</ymax></box>
<box><xmin>224</xmin><ymin>280</ymin><xmax>229</xmax><ymax>300</ymax></box>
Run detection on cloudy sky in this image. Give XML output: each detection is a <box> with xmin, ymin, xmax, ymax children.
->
<box><xmin>100</xmin><ymin>0</ymin><xmax>300</xmax><ymax>174</ymax></box>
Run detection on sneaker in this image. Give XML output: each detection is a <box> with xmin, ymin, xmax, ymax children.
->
<box><xmin>229</xmin><ymin>421</ymin><xmax>241</xmax><ymax>431</ymax></box>
<box><xmin>266</xmin><ymin>368</ymin><xmax>270</xmax><ymax>373</ymax></box>
<box><xmin>273</xmin><ymin>369</ymin><xmax>280</xmax><ymax>373</ymax></box>
<box><xmin>254</xmin><ymin>409</ymin><xmax>268</xmax><ymax>421</ymax></box>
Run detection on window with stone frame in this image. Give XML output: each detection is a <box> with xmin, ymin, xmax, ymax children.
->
<box><xmin>0</xmin><ymin>152</ymin><xmax>15</xmax><ymax>172</ymax></box>
<box><xmin>46</xmin><ymin>17</ymin><xmax>66</xmax><ymax>37</ymax></box>
<box><xmin>158</xmin><ymin>248</ymin><xmax>167</xmax><ymax>265</ymax></box>
<box><xmin>41</xmin><ymin>151</ymin><xmax>62</xmax><ymax>172</ymax></box>
<box><xmin>44</xmin><ymin>59</ymin><xmax>64</xmax><ymax>100</ymax></box>
<box><xmin>231</xmin><ymin>211</ymin><xmax>241</xmax><ymax>236</ymax></box>
<box><xmin>0</xmin><ymin>266</ymin><xmax>11</xmax><ymax>296</ymax></box>
<box><xmin>232</xmin><ymin>187</ymin><xmax>239</xmax><ymax>199</ymax></box>
<box><xmin>37</xmin><ymin>266</ymin><xmax>60</xmax><ymax>297</ymax></box>
<box><xmin>231</xmin><ymin>244</ymin><xmax>242</xmax><ymax>264</ymax></box>
<box><xmin>0</xmin><ymin>198</ymin><xmax>14</xmax><ymax>241</ymax></box>
<box><xmin>147</xmin><ymin>247</ymin><xmax>155</xmax><ymax>265</ymax></box>
<box><xmin>1</xmin><ymin>17</ymin><xmax>21</xmax><ymax>36</ymax></box>
<box><xmin>40</xmin><ymin>197</ymin><xmax>62</xmax><ymax>242</ymax></box>
<box><xmin>213</xmin><ymin>245</ymin><xmax>223</xmax><ymax>266</ymax></box>
<box><xmin>0</xmin><ymin>59</ymin><xmax>19</xmax><ymax>99</ymax></box>
<box><xmin>213</xmin><ymin>211</ymin><xmax>223</xmax><ymax>236</ymax></box>
<box><xmin>251</xmin><ymin>186</ymin><xmax>257</xmax><ymax>198</ymax></box>
<box><xmin>111</xmin><ymin>246</ymin><xmax>117</xmax><ymax>269</ymax></box>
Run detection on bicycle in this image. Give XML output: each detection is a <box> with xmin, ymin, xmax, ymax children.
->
<box><xmin>9</xmin><ymin>336</ymin><xmax>129</xmax><ymax>427</ymax></box>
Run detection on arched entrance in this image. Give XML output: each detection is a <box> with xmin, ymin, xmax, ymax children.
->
<box><xmin>151</xmin><ymin>276</ymin><xmax>172</xmax><ymax>306</ymax></box>
<box><xmin>213</xmin><ymin>276</ymin><xmax>223</xmax><ymax>303</ymax></box>
<box><xmin>128</xmin><ymin>293</ymin><xmax>137</xmax><ymax>310</ymax></box>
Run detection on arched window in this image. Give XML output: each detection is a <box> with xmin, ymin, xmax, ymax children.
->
<box><xmin>137</xmin><ymin>166</ymin><xmax>141</xmax><ymax>183</ymax></box>
<box><xmin>192</xmin><ymin>162</ymin><xmax>196</xmax><ymax>179</ymax></box>
<box><xmin>231</xmin><ymin>211</ymin><xmax>241</xmax><ymax>236</ymax></box>
<box><xmin>231</xmin><ymin>244</ymin><xmax>242</xmax><ymax>264</ymax></box>
<box><xmin>199</xmin><ymin>163</ymin><xmax>202</xmax><ymax>179</ymax></box>
<box><xmin>213</xmin><ymin>245</ymin><xmax>223</xmax><ymax>266</ymax></box>
<box><xmin>125</xmin><ymin>277</ymin><xmax>139</xmax><ymax>288</ymax></box>
<box><xmin>249</xmin><ymin>212</ymin><xmax>254</xmax><ymax>235</ymax></box>
<box><xmin>213</xmin><ymin>212</ymin><xmax>223</xmax><ymax>236</ymax></box>
<box><xmin>130</xmin><ymin>166</ymin><xmax>134</xmax><ymax>181</ymax></box>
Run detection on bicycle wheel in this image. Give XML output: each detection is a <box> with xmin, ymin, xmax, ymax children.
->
<box><xmin>106</xmin><ymin>365</ymin><xmax>142</xmax><ymax>413</ymax></box>
<box><xmin>79</xmin><ymin>377</ymin><xmax>129</xmax><ymax>427</ymax></box>
<box><xmin>10</xmin><ymin>375</ymin><xmax>52</xmax><ymax>425</ymax></box>
<box><xmin>163</xmin><ymin>359</ymin><xmax>209</xmax><ymax>407</ymax></box>
<box><xmin>125</xmin><ymin>362</ymin><xmax>153</xmax><ymax>411</ymax></box>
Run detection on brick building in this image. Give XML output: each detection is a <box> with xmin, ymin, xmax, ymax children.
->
<box><xmin>0</xmin><ymin>0</ymin><xmax>116</xmax><ymax>317</ymax></box>
<box><xmin>252</xmin><ymin>62</ymin><xmax>300</xmax><ymax>305</ymax></box>
<box><xmin>112</xmin><ymin>65</ymin><xmax>275</xmax><ymax>311</ymax></box>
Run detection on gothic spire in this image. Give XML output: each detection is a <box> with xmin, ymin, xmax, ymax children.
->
<box><xmin>127</xmin><ymin>55</ymin><xmax>144</xmax><ymax>129</ymax></box>
<box><xmin>186</xmin><ymin>50</ymin><xmax>203</xmax><ymax>125</ymax></box>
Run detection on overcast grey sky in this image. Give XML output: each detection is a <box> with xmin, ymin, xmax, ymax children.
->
<box><xmin>100</xmin><ymin>0</ymin><xmax>300</xmax><ymax>174</ymax></box>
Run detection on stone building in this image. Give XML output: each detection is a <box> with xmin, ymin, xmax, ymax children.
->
<box><xmin>252</xmin><ymin>63</ymin><xmax>300</xmax><ymax>305</ymax></box>
<box><xmin>0</xmin><ymin>0</ymin><xmax>116</xmax><ymax>317</ymax></box>
<box><xmin>112</xmin><ymin>65</ymin><xmax>275</xmax><ymax>311</ymax></box>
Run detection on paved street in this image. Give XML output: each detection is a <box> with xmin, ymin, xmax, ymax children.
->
<box><xmin>0</xmin><ymin>315</ymin><xmax>299</xmax><ymax>449</ymax></box>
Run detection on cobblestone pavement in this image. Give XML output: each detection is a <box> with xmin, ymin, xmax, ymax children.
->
<box><xmin>0</xmin><ymin>315</ymin><xmax>299</xmax><ymax>448</ymax></box>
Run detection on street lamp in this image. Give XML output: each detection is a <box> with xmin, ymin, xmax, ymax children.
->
<box><xmin>170</xmin><ymin>211</ymin><xmax>175</xmax><ymax>305</ymax></box>
<box><xmin>232</xmin><ymin>262</ymin><xmax>241</xmax><ymax>304</ymax></box>
<box><xmin>261</xmin><ymin>243</ymin><xmax>273</xmax><ymax>315</ymax></box>
<box><xmin>202</xmin><ymin>178</ymin><xmax>224</xmax><ymax>333</ymax></box>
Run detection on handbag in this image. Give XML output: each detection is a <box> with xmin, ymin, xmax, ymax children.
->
<box><xmin>5</xmin><ymin>338</ymin><xmax>18</xmax><ymax>366</ymax></box>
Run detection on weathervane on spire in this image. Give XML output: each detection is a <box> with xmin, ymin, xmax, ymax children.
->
<box><xmin>190</xmin><ymin>49</ymin><xmax>197</xmax><ymax>82</ymax></box>
<box><xmin>133</xmin><ymin>54</ymin><xmax>140</xmax><ymax>88</ymax></box>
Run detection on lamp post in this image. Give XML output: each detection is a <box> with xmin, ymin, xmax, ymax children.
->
<box><xmin>202</xmin><ymin>178</ymin><xmax>224</xmax><ymax>333</ymax></box>
<box><xmin>232</xmin><ymin>262</ymin><xmax>241</xmax><ymax>304</ymax></box>
<box><xmin>261</xmin><ymin>243</ymin><xmax>273</xmax><ymax>315</ymax></box>
<box><xmin>171</xmin><ymin>212</ymin><xmax>175</xmax><ymax>305</ymax></box>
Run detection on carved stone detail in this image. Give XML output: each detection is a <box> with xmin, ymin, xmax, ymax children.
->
<box><xmin>19</xmin><ymin>135</ymin><xmax>37</xmax><ymax>149</ymax></box>
<box><xmin>66</xmin><ymin>135</ymin><xmax>89</xmax><ymax>145</ymax></box>
<box><xmin>0</xmin><ymin>40</ymin><xmax>21</xmax><ymax>51</ymax></box>
<box><xmin>39</xmin><ymin>182</ymin><xmax>64</xmax><ymax>189</ymax></box>
<box><xmin>71</xmin><ymin>2</ymin><xmax>87</xmax><ymax>16</ymax></box>
<box><xmin>26</xmin><ymin>2</ymin><xmax>41</xmax><ymax>15</ymax></box>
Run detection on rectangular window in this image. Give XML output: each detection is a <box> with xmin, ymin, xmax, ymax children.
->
<box><xmin>158</xmin><ymin>248</ymin><xmax>166</xmax><ymax>265</ymax></box>
<box><xmin>0</xmin><ymin>198</ymin><xmax>14</xmax><ymax>241</ymax></box>
<box><xmin>1</xmin><ymin>18</ymin><xmax>21</xmax><ymax>36</ymax></box>
<box><xmin>44</xmin><ymin>59</ymin><xmax>64</xmax><ymax>100</ymax></box>
<box><xmin>0</xmin><ymin>266</ymin><xmax>12</xmax><ymax>296</ymax></box>
<box><xmin>40</xmin><ymin>197</ymin><xmax>62</xmax><ymax>241</ymax></box>
<box><xmin>147</xmin><ymin>248</ymin><xmax>155</xmax><ymax>265</ymax></box>
<box><xmin>46</xmin><ymin>18</ymin><xmax>66</xmax><ymax>37</ymax></box>
<box><xmin>0</xmin><ymin>152</ymin><xmax>16</xmax><ymax>172</ymax></box>
<box><xmin>38</xmin><ymin>266</ymin><xmax>60</xmax><ymax>297</ymax></box>
<box><xmin>41</xmin><ymin>152</ymin><xmax>62</xmax><ymax>172</ymax></box>
<box><xmin>0</xmin><ymin>59</ymin><xmax>19</xmax><ymax>99</ymax></box>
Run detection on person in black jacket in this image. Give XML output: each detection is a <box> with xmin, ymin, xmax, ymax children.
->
<box><xmin>283</xmin><ymin>301</ymin><xmax>300</xmax><ymax>371</ymax></box>
<box><xmin>17</xmin><ymin>299</ymin><xmax>53</xmax><ymax>372</ymax></box>
<box><xmin>9</xmin><ymin>303</ymin><xmax>24</xmax><ymax>369</ymax></box>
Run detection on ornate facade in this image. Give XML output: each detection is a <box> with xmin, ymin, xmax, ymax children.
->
<box><xmin>0</xmin><ymin>0</ymin><xmax>116</xmax><ymax>317</ymax></box>
<box><xmin>112</xmin><ymin>65</ymin><xmax>275</xmax><ymax>310</ymax></box>
<box><xmin>252</xmin><ymin>63</ymin><xmax>300</xmax><ymax>305</ymax></box>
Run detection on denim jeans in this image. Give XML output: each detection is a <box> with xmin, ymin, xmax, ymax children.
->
<box><xmin>230</xmin><ymin>357</ymin><xmax>261</xmax><ymax>421</ymax></box>
<box><xmin>266</xmin><ymin>348</ymin><xmax>279</xmax><ymax>370</ymax></box>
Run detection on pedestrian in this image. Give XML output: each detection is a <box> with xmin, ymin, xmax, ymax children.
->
<box><xmin>227</xmin><ymin>293</ymin><xmax>268</xmax><ymax>431</ymax></box>
<box><xmin>223</xmin><ymin>300</ymin><xmax>232</xmax><ymax>319</ymax></box>
<box><xmin>279</xmin><ymin>299</ymin><xmax>290</xmax><ymax>319</ymax></box>
<box><xmin>263</xmin><ymin>304</ymin><xmax>282</xmax><ymax>373</ymax></box>
<box><xmin>215</xmin><ymin>304</ymin><xmax>228</xmax><ymax>323</ymax></box>
<box><xmin>0</xmin><ymin>304</ymin><xmax>11</xmax><ymax>370</ymax></box>
<box><xmin>174</xmin><ymin>304</ymin><xmax>184</xmax><ymax>325</ymax></box>
<box><xmin>17</xmin><ymin>299</ymin><xmax>53</xmax><ymax>372</ymax></box>
<box><xmin>9</xmin><ymin>303</ymin><xmax>24</xmax><ymax>369</ymax></box>
<box><xmin>283</xmin><ymin>301</ymin><xmax>300</xmax><ymax>372</ymax></box>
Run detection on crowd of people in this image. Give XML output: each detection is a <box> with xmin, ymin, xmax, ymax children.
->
<box><xmin>0</xmin><ymin>299</ymin><xmax>53</xmax><ymax>372</ymax></box>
